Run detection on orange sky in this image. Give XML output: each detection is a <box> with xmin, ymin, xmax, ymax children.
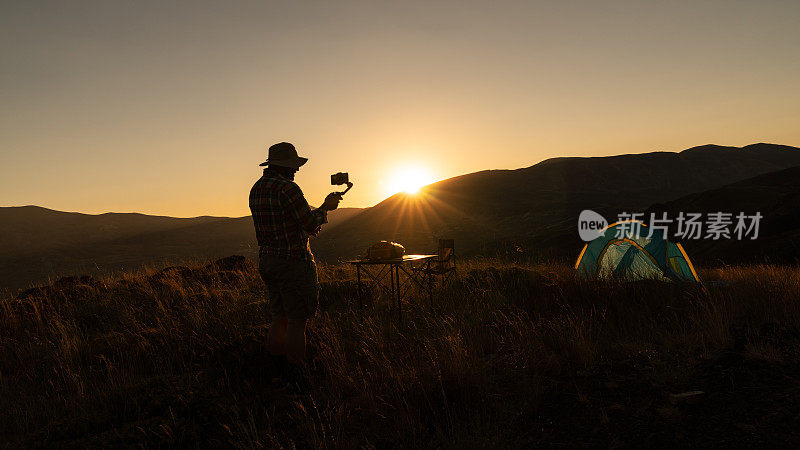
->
<box><xmin>2</xmin><ymin>1</ymin><xmax>799</xmax><ymax>217</ymax></box>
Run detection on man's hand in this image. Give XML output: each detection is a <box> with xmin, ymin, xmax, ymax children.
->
<box><xmin>320</xmin><ymin>192</ymin><xmax>343</xmax><ymax>211</ymax></box>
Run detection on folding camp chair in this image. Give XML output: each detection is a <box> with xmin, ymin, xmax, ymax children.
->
<box><xmin>421</xmin><ymin>239</ymin><xmax>456</xmax><ymax>284</ymax></box>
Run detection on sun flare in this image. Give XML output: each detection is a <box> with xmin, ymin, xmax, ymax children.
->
<box><xmin>386</xmin><ymin>165</ymin><xmax>435</xmax><ymax>196</ymax></box>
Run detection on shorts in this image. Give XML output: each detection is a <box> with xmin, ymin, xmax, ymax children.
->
<box><xmin>258</xmin><ymin>254</ymin><xmax>319</xmax><ymax>320</ymax></box>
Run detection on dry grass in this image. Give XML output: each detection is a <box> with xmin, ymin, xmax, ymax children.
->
<box><xmin>1</xmin><ymin>258</ymin><xmax>800</xmax><ymax>447</ymax></box>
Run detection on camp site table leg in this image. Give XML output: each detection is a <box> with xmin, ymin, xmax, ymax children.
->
<box><xmin>390</xmin><ymin>264</ymin><xmax>397</xmax><ymax>323</ymax></box>
<box><xmin>347</xmin><ymin>255</ymin><xmax>437</xmax><ymax>323</ymax></box>
<box><xmin>395</xmin><ymin>264</ymin><xmax>402</xmax><ymax>323</ymax></box>
<box><xmin>356</xmin><ymin>263</ymin><xmax>363</xmax><ymax>310</ymax></box>
<box><xmin>354</xmin><ymin>263</ymin><xmax>394</xmax><ymax>309</ymax></box>
<box><xmin>392</xmin><ymin>259</ymin><xmax>435</xmax><ymax>317</ymax></box>
<box><xmin>427</xmin><ymin>259</ymin><xmax>433</xmax><ymax>308</ymax></box>
<box><xmin>387</xmin><ymin>264</ymin><xmax>396</xmax><ymax>322</ymax></box>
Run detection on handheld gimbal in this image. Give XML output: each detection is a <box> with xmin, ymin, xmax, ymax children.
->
<box><xmin>331</xmin><ymin>172</ymin><xmax>353</xmax><ymax>196</ymax></box>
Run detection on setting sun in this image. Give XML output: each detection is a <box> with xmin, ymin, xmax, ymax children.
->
<box><xmin>385</xmin><ymin>165</ymin><xmax>435</xmax><ymax>196</ymax></box>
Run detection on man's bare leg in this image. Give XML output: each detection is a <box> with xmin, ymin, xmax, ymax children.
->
<box><xmin>286</xmin><ymin>318</ymin><xmax>308</xmax><ymax>365</ymax></box>
<box><xmin>267</xmin><ymin>316</ymin><xmax>288</xmax><ymax>355</ymax></box>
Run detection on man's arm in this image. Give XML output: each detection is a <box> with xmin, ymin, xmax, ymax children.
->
<box><xmin>280</xmin><ymin>183</ymin><xmax>328</xmax><ymax>234</ymax></box>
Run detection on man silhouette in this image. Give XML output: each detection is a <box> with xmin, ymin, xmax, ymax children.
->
<box><xmin>249</xmin><ymin>142</ymin><xmax>341</xmax><ymax>387</ymax></box>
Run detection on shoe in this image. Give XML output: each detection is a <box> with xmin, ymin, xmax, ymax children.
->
<box><xmin>266</xmin><ymin>354</ymin><xmax>288</xmax><ymax>386</ymax></box>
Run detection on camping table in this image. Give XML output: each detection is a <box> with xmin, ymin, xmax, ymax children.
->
<box><xmin>346</xmin><ymin>255</ymin><xmax>437</xmax><ymax>322</ymax></box>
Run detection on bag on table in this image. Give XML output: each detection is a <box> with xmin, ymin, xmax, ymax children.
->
<box><xmin>365</xmin><ymin>241</ymin><xmax>405</xmax><ymax>261</ymax></box>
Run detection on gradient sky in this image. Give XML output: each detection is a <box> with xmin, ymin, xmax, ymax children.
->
<box><xmin>2</xmin><ymin>0</ymin><xmax>799</xmax><ymax>217</ymax></box>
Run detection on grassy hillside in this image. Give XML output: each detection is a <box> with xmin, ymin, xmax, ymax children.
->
<box><xmin>0</xmin><ymin>206</ymin><xmax>228</xmax><ymax>256</ymax></box>
<box><xmin>3</xmin><ymin>258</ymin><xmax>800</xmax><ymax>447</ymax></box>
<box><xmin>645</xmin><ymin>166</ymin><xmax>800</xmax><ymax>265</ymax></box>
<box><xmin>0</xmin><ymin>207</ymin><xmax>362</xmax><ymax>292</ymax></box>
<box><xmin>314</xmin><ymin>143</ymin><xmax>800</xmax><ymax>261</ymax></box>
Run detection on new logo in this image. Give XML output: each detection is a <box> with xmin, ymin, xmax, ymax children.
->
<box><xmin>578</xmin><ymin>210</ymin><xmax>608</xmax><ymax>242</ymax></box>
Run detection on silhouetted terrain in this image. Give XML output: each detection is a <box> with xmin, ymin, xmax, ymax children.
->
<box><xmin>314</xmin><ymin>143</ymin><xmax>800</xmax><ymax>261</ymax></box>
<box><xmin>4</xmin><ymin>258</ymin><xmax>800</xmax><ymax>447</ymax></box>
<box><xmin>3</xmin><ymin>143</ymin><xmax>799</xmax><ymax>292</ymax></box>
<box><xmin>4</xmin><ymin>144</ymin><xmax>800</xmax><ymax>446</ymax></box>
<box><xmin>645</xmin><ymin>165</ymin><xmax>800</xmax><ymax>265</ymax></box>
<box><xmin>0</xmin><ymin>207</ymin><xmax>361</xmax><ymax>292</ymax></box>
<box><xmin>0</xmin><ymin>206</ymin><xmax>228</xmax><ymax>256</ymax></box>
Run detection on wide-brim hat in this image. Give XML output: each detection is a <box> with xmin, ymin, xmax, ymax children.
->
<box><xmin>259</xmin><ymin>142</ymin><xmax>308</xmax><ymax>169</ymax></box>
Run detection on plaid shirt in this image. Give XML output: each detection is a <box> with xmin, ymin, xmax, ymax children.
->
<box><xmin>249</xmin><ymin>168</ymin><xmax>327</xmax><ymax>260</ymax></box>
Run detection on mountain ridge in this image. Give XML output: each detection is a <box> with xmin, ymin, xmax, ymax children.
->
<box><xmin>312</xmin><ymin>143</ymin><xmax>800</xmax><ymax>261</ymax></box>
<box><xmin>0</xmin><ymin>207</ymin><xmax>362</xmax><ymax>291</ymax></box>
<box><xmin>644</xmin><ymin>164</ymin><xmax>800</xmax><ymax>265</ymax></box>
<box><xmin>3</xmin><ymin>143</ymin><xmax>799</xmax><ymax>291</ymax></box>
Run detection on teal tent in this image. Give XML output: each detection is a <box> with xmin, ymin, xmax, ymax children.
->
<box><xmin>575</xmin><ymin>221</ymin><xmax>699</xmax><ymax>282</ymax></box>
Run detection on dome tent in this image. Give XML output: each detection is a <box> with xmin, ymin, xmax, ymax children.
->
<box><xmin>574</xmin><ymin>221</ymin><xmax>699</xmax><ymax>282</ymax></box>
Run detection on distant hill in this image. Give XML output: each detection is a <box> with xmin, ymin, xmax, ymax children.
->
<box><xmin>0</xmin><ymin>206</ymin><xmax>361</xmax><ymax>292</ymax></box>
<box><xmin>644</xmin><ymin>165</ymin><xmax>800</xmax><ymax>265</ymax></box>
<box><xmin>4</xmin><ymin>143</ymin><xmax>799</xmax><ymax>292</ymax></box>
<box><xmin>0</xmin><ymin>206</ymin><xmax>227</xmax><ymax>256</ymax></box>
<box><xmin>312</xmin><ymin>143</ymin><xmax>800</xmax><ymax>261</ymax></box>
